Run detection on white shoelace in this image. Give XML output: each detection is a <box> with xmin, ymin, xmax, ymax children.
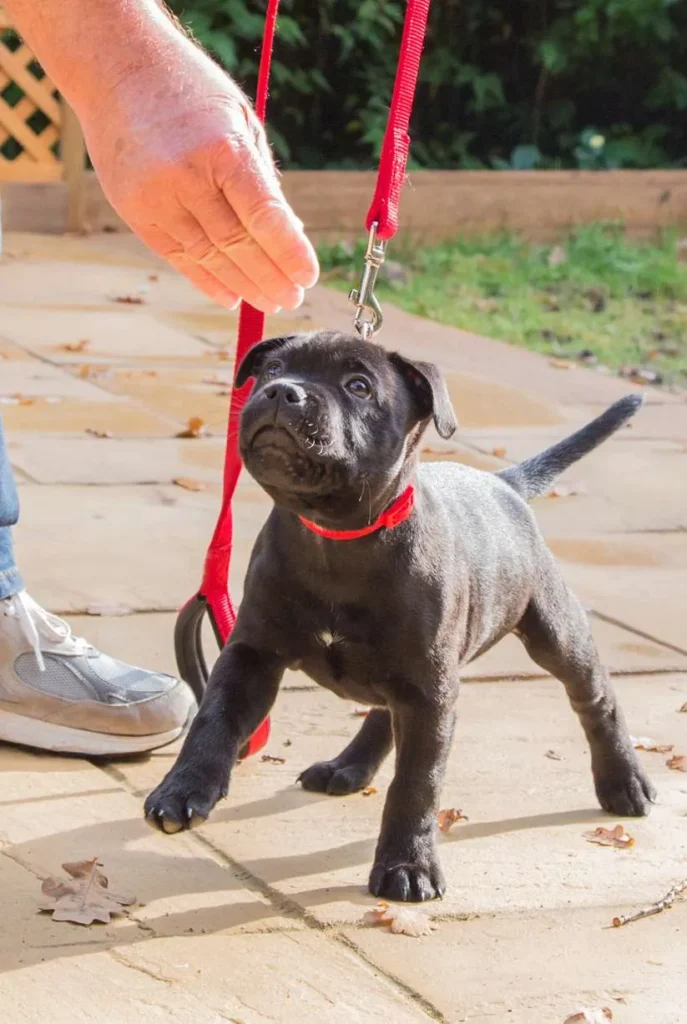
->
<box><xmin>1</xmin><ymin>590</ymin><xmax>91</xmax><ymax>672</ymax></box>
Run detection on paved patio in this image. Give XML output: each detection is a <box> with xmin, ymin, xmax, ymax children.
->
<box><xmin>0</xmin><ymin>231</ymin><xmax>685</xmax><ymax>1023</ymax></box>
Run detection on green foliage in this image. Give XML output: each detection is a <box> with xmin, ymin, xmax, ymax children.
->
<box><xmin>319</xmin><ymin>225</ymin><xmax>687</xmax><ymax>386</ymax></box>
<box><xmin>168</xmin><ymin>0</ymin><xmax>687</xmax><ymax>170</ymax></box>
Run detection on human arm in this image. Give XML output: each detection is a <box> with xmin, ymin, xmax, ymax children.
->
<box><xmin>3</xmin><ymin>0</ymin><xmax>319</xmax><ymax>311</ymax></box>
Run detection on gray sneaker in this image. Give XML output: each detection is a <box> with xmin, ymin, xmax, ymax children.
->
<box><xmin>0</xmin><ymin>590</ymin><xmax>196</xmax><ymax>755</ymax></box>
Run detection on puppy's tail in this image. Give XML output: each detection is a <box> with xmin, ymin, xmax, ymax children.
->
<box><xmin>497</xmin><ymin>393</ymin><xmax>642</xmax><ymax>501</ymax></box>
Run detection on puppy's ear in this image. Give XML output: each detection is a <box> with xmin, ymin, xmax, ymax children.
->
<box><xmin>235</xmin><ymin>335</ymin><xmax>297</xmax><ymax>387</ymax></box>
<box><xmin>389</xmin><ymin>353</ymin><xmax>458</xmax><ymax>439</ymax></box>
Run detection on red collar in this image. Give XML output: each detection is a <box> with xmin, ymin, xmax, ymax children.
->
<box><xmin>299</xmin><ymin>485</ymin><xmax>415</xmax><ymax>541</ymax></box>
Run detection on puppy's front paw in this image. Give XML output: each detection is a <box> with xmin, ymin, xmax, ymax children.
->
<box><xmin>369</xmin><ymin>845</ymin><xmax>445</xmax><ymax>902</ymax></box>
<box><xmin>298</xmin><ymin>758</ymin><xmax>376</xmax><ymax>796</ymax></box>
<box><xmin>595</xmin><ymin>757</ymin><xmax>656</xmax><ymax>817</ymax></box>
<box><xmin>144</xmin><ymin>769</ymin><xmax>227</xmax><ymax>834</ymax></box>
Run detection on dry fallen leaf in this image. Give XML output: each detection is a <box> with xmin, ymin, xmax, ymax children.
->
<box><xmin>112</xmin><ymin>294</ymin><xmax>145</xmax><ymax>305</ymax></box>
<box><xmin>39</xmin><ymin>857</ymin><xmax>136</xmax><ymax>926</ymax></box>
<box><xmin>261</xmin><ymin>754</ymin><xmax>286</xmax><ymax>764</ymax></box>
<box><xmin>176</xmin><ymin>416</ymin><xmax>207</xmax><ymax>439</ymax></box>
<box><xmin>148</xmin><ymin>273</ymin><xmax>159</xmax><ymax>282</ymax></box>
<box><xmin>679</xmin><ymin>702</ymin><xmax>687</xmax><ymax>713</ymax></box>
<box><xmin>583</xmin><ymin>825</ymin><xmax>634</xmax><ymax>849</ymax></box>
<box><xmin>491</xmin><ymin>446</ymin><xmax>507</xmax><ymax>458</ymax></box>
<box><xmin>549</xmin><ymin>358</ymin><xmax>574</xmax><ymax>370</ymax></box>
<box><xmin>564</xmin><ymin>1009</ymin><xmax>613</xmax><ymax>1023</ymax></box>
<box><xmin>362</xmin><ymin>786</ymin><xmax>378</xmax><ymax>796</ymax></box>
<box><xmin>547</xmin><ymin>483</ymin><xmax>586</xmax><ymax>499</ymax></box>
<box><xmin>667</xmin><ymin>754</ymin><xmax>686</xmax><ymax>772</ymax></box>
<box><xmin>363</xmin><ymin>901</ymin><xmax>437</xmax><ymax>938</ymax></box>
<box><xmin>352</xmin><ymin>707</ymin><xmax>369</xmax><ymax>717</ymax></box>
<box><xmin>61</xmin><ymin>339</ymin><xmax>90</xmax><ymax>352</ymax></box>
<box><xmin>173</xmin><ymin>477</ymin><xmax>206</xmax><ymax>492</ymax></box>
<box><xmin>437</xmin><ymin>808</ymin><xmax>468</xmax><ymax>832</ymax></box>
<box><xmin>204</xmin><ymin>348</ymin><xmax>232</xmax><ymax>361</ymax></box>
<box><xmin>421</xmin><ymin>445</ymin><xmax>459</xmax><ymax>456</ymax></box>
<box><xmin>545</xmin><ymin>749</ymin><xmax>563</xmax><ymax>760</ymax></box>
<box><xmin>85</xmin><ymin>428</ymin><xmax>112</xmax><ymax>439</ymax></box>
<box><xmin>630</xmin><ymin>736</ymin><xmax>674</xmax><ymax>753</ymax></box>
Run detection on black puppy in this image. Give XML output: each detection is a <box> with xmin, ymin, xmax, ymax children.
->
<box><xmin>146</xmin><ymin>330</ymin><xmax>655</xmax><ymax>902</ymax></box>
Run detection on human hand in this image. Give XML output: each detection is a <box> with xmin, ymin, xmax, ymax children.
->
<box><xmin>81</xmin><ymin>43</ymin><xmax>318</xmax><ymax>312</ymax></box>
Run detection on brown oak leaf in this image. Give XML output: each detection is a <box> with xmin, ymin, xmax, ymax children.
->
<box><xmin>583</xmin><ymin>825</ymin><xmax>634</xmax><ymax>849</ymax></box>
<box><xmin>667</xmin><ymin>754</ymin><xmax>686</xmax><ymax>772</ymax></box>
<box><xmin>39</xmin><ymin>857</ymin><xmax>136</xmax><ymax>926</ymax></box>
<box><xmin>362</xmin><ymin>901</ymin><xmax>437</xmax><ymax>938</ymax></box>
<box><xmin>437</xmin><ymin>808</ymin><xmax>469</xmax><ymax>832</ymax></box>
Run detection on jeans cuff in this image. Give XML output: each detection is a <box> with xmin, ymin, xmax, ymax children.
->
<box><xmin>0</xmin><ymin>566</ymin><xmax>24</xmax><ymax>600</ymax></box>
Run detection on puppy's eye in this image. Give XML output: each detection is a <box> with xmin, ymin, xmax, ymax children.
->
<box><xmin>264</xmin><ymin>360</ymin><xmax>282</xmax><ymax>378</ymax></box>
<box><xmin>346</xmin><ymin>377</ymin><xmax>371</xmax><ymax>399</ymax></box>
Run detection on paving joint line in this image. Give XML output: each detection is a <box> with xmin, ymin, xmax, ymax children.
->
<box><xmin>99</xmin><ymin>762</ymin><xmax>448</xmax><ymax>1022</ymax></box>
<box><xmin>589</xmin><ymin>610</ymin><xmax>687</xmax><ymax>658</ymax></box>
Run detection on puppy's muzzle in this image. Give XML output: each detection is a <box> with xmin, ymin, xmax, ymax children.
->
<box><xmin>263</xmin><ymin>380</ymin><xmax>307</xmax><ymax>410</ymax></box>
<box><xmin>244</xmin><ymin>379</ymin><xmax>311</xmax><ymax>448</ymax></box>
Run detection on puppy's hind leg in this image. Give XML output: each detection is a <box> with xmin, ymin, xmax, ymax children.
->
<box><xmin>298</xmin><ymin>708</ymin><xmax>393</xmax><ymax>795</ymax></box>
<box><xmin>517</xmin><ymin>562</ymin><xmax>655</xmax><ymax>816</ymax></box>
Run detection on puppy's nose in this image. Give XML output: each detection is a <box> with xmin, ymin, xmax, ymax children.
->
<box><xmin>264</xmin><ymin>381</ymin><xmax>307</xmax><ymax>406</ymax></box>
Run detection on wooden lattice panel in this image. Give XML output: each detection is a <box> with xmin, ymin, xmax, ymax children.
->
<box><xmin>0</xmin><ymin>21</ymin><xmax>62</xmax><ymax>181</ymax></box>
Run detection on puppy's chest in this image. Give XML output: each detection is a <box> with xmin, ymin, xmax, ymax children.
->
<box><xmin>294</xmin><ymin>609</ymin><xmax>393</xmax><ymax>703</ymax></box>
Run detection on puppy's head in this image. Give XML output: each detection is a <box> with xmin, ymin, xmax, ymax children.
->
<box><xmin>237</xmin><ymin>330</ymin><xmax>457</xmax><ymax>526</ymax></box>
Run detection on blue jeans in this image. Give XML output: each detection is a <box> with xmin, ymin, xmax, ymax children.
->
<box><xmin>0</xmin><ymin>417</ymin><xmax>23</xmax><ymax>599</ymax></box>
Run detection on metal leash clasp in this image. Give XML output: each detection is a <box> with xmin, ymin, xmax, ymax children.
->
<box><xmin>349</xmin><ymin>222</ymin><xmax>386</xmax><ymax>340</ymax></box>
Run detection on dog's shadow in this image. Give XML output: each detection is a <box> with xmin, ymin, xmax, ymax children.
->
<box><xmin>0</xmin><ymin>778</ymin><xmax>606</xmax><ymax>979</ymax></box>
<box><xmin>230</xmin><ymin>796</ymin><xmax>606</xmax><ymax>882</ymax></box>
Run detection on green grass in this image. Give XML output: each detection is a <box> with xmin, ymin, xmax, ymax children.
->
<box><xmin>319</xmin><ymin>223</ymin><xmax>687</xmax><ymax>387</ymax></box>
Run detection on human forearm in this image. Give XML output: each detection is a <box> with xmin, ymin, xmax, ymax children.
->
<box><xmin>2</xmin><ymin>0</ymin><xmax>198</xmax><ymax>118</ymax></box>
<box><xmin>4</xmin><ymin>0</ymin><xmax>319</xmax><ymax>309</ymax></box>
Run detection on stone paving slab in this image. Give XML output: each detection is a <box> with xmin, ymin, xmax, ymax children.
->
<box><xmin>7</xmin><ymin>435</ymin><xmax>228</xmax><ymax>485</ymax></box>
<box><xmin>0</xmin><ymin>400</ymin><xmax>176</xmax><ymax>437</ymax></box>
<box><xmin>1</xmin><ymin>359</ymin><xmax>124</xmax><ymax>402</ymax></box>
<box><xmin>0</xmin><ymin>749</ymin><xmax>434</xmax><ymax>1024</ymax></box>
<box><xmin>469</xmin><ymin>432</ymin><xmax>687</xmax><ymax>520</ymax></box>
<box><xmin>1</xmin><ymin>232</ymin><xmax>685</xmax><ymax>1022</ymax></box>
<box><xmin>114</xmin><ymin>676</ymin><xmax>687</xmax><ymax>927</ymax></box>
<box><xmin>0</xmin><ymin>307</ymin><xmax>212</xmax><ymax>362</ymax></box>
<box><xmin>348</xmin><ymin>904</ymin><xmax>687</xmax><ymax>1023</ymax></box>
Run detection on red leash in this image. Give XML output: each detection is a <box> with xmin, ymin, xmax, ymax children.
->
<box><xmin>179</xmin><ymin>0</ymin><xmax>430</xmax><ymax>758</ymax></box>
<box><xmin>365</xmin><ymin>0</ymin><xmax>431</xmax><ymax>242</ymax></box>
